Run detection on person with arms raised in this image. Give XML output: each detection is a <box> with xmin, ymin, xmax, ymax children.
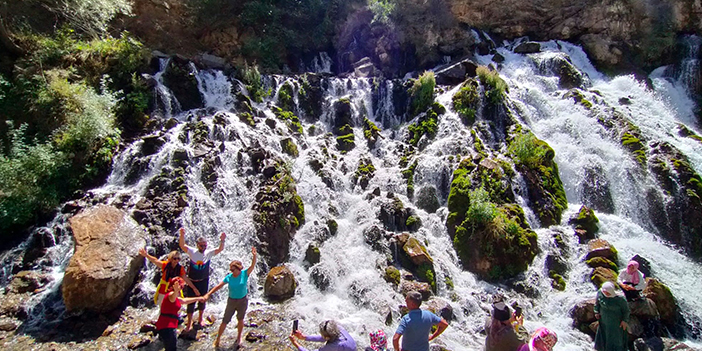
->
<box><xmin>178</xmin><ymin>227</ymin><xmax>226</xmax><ymax>331</ymax></box>
<box><xmin>139</xmin><ymin>248</ymin><xmax>199</xmax><ymax>307</ymax></box>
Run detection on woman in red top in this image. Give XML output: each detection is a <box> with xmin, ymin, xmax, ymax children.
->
<box><xmin>139</xmin><ymin>248</ymin><xmax>200</xmax><ymax>306</ymax></box>
<box><xmin>156</xmin><ymin>277</ymin><xmax>205</xmax><ymax>351</ymax></box>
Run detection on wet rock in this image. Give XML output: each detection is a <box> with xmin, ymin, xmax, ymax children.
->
<box><xmin>384</xmin><ymin>266</ymin><xmax>401</xmax><ymax>285</ymax></box>
<box><xmin>0</xmin><ymin>320</ymin><xmax>17</xmax><ymax>331</ymax></box>
<box><xmin>590</xmin><ymin>266</ymin><xmax>618</xmax><ymax>288</ymax></box>
<box><xmin>586</xmin><ymin>256</ymin><xmax>618</xmax><ymax>271</ymax></box>
<box><xmin>514</xmin><ymin>42</ymin><xmax>541</xmax><ymax>54</ymax></box>
<box><xmin>378</xmin><ymin>195</ymin><xmax>413</xmax><ymax>232</ymax></box>
<box><xmin>643</xmin><ymin>278</ymin><xmax>679</xmax><ymax>329</ymax></box>
<box><xmin>435</xmin><ymin>60</ymin><xmax>468</xmax><ymax>85</ymax></box>
<box><xmin>140</xmin><ymin>135</ymin><xmax>166</xmax><ymax>156</ymax></box>
<box><xmin>196</xmin><ymin>53</ymin><xmax>227</xmax><ymax>70</ymax></box>
<box><xmin>22</xmin><ymin>228</ymin><xmax>56</xmax><ymax>267</ymax></box>
<box><xmin>492</xmin><ymin>53</ymin><xmax>505</xmax><ymax>63</ymax></box>
<box><xmin>264</xmin><ymin>265</ymin><xmax>297</xmax><ymax>300</ymax></box>
<box><xmin>416</xmin><ymin>186</ymin><xmax>440</xmax><ymax>213</ymax></box>
<box><xmin>628</xmin><ymin>315</ymin><xmax>645</xmax><ymax>339</ymax></box>
<box><xmin>391</xmin><ymin>234</ymin><xmax>436</xmax><ymax>291</ymax></box>
<box><xmin>139</xmin><ymin>323</ymin><xmax>157</xmax><ymax>333</ymax></box>
<box><xmin>304</xmin><ymin>242</ymin><xmax>321</xmax><ymax>266</ymax></box>
<box><xmin>425</xmin><ymin>297</ymin><xmax>454</xmax><ymax>322</ymax></box>
<box><xmin>299</xmin><ymin>73</ymin><xmax>324</xmax><ymax>121</ymax></box>
<box><xmin>629</xmin><ymin>298</ymin><xmax>660</xmax><ymax>320</ymax></box>
<box><xmin>632</xmin><ymin>337</ymin><xmax>693</xmax><ymax>351</ymax></box>
<box><xmin>363</xmin><ymin>225</ymin><xmax>388</xmax><ymax>253</ymax></box>
<box><xmin>536</xmin><ymin>53</ymin><xmax>584</xmax><ymax>89</ymax></box>
<box><xmin>162</xmin><ymin>57</ymin><xmax>203</xmax><ymax>111</ymax></box>
<box><xmin>353</xmin><ymin>158</ymin><xmax>375</xmax><ymax>190</ymax></box>
<box><xmin>9</xmin><ymin>271</ymin><xmax>50</xmax><ymax>294</ymax></box>
<box><xmin>399</xmin><ymin>280</ymin><xmax>432</xmax><ymax>301</ymax></box>
<box><xmin>63</xmin><ymin>205</ymin><xmax>146</xmax><ymax>312</ymax></box>
<box><xmin>582</xmin><ymin>166</ymin><xmax>615</xmax><ymax>213</ymax></box>
<box><xmin>570</xmin><ymin>298</ymin><xmax>597</xmax><ymax>335</ymax></box>
<box><xmin>179</xmin><ymin>328</ymin><xmax>197</xmax><ymax>340</ymax></box>
<box><xmin>402</xmin><ymin>236</ymin><xmax>433</xmax><ymax>266</ymax></box>
<box><xmin>545</xmin><ymin>253</ymin><xmax>568</xmax><ymax>276</ymax></box>
<box><xmin>127</xmin><ymin>335</ymin><xmax>152</xmax><ymax>349</ymax></box>
<box><xmin>310</xmin><ymin>264</ymin><xmax>332</xmax><ymax>291</ymax></box>
<box><xmin>586</xmin><ymin>239</ymin><xmax>617</xmax><ymax>262</ymax></box>
<box><xmin>245</xmin><ymin>331</ymin><xmax>267</xmax><ymax>343</ymax></box>
<box><xmin>631</xmin><ymin>255</ymin><xmax>652</xmax><ymax>278</ymax></box>
<box><xmin>570</xmin><ymin>205</ymin><xmax>600</xmax><ymax>242</ymax></box>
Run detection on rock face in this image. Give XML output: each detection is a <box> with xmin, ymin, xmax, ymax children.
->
<box><xmin>643</xmin><ymin>278</ymin><xmax>679</xmax><ymax>329</ymax></box>
<box><xmin>390</xmin><ymin>233</ymin><xmax>436</xmax><ymax>291</ymax></box>
<box><xmin>264</xmin><ymin>265</ymin><xmax>297</xmax><ymax>300</ymax></box>
<box><xmin>63</xmin><ymin>205</ymin><xmax>145</xmax><ymax>312</ymax></box>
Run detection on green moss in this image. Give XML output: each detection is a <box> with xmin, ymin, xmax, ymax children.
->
<box><xmin>575</xmin><ymin>205</ymin><xmax>599</xmax><ymax>234</ymax></box>
<box><xmin>621</xmin><ymin>132</ymin><xmax>647</xmax><ymax>166</ymax></box>
<box><xmin>280</xmin><ymin>138</ymin><xmax>299</xmax><ymax>157</ymax></box>
<box><xmin>444</xmin><ymin>275</ymin><xmax>454</xmax><ymax>290</ymax></box>
<box><xmin>363</xmin><ymin>118</ymin><xmax>381</xmax><ymax>144</ymax></box>
<box><xmin>477</xmin><ymin>66</ymin><xmax>508</xmax><ymax>105</ymax></box>
<box><xmin>273</xmin><ymin>108</ymin><xmax>303</xmax><ymax>134</ymax></box>
<box><xmin>408</xmin><ymin>110</ymin><xmax>439</xmax><ymax>146</ymax></box>
<box><xmin>278</xmin><ymin>82</ymin><xmax>295</xmax><ymax>112</ymax></box>
<box><xmin>409</xmin><ymin>71</ymin><xmax>436</xmax><ymax>116</ymax></box>
<box><xmin>242</xmin><ymin>63</ymin><xmax>268</xmax><ymax>103</ymax></box>
<box><xmin>336</xmin><ymin>133</ymin><xmax>356</xmax><ymax>153</ymax></box>
<box><xmin>327</xmin><ymin>219</ymin><xmax>338</xmax><ymax>235</ymax></box>
<box><xmin>565</xmin><ymin>89</ymin><xmax>593</xmax><ymax>109</ymax></box>
<box><xmin>293</xmin><ymin>194</ymin><xmax>305</xmax><ymax>227</ymax></box>
<box><xmin>416</xmin><ymin>262</ymin><xmax>436</xmax><ymax>292</ymax></box>
<box><xmin>402</xmin><ymin>161</ymin><xmax>418</xmax><ymax>198</ymax></box>
<box><xmin>354</xmin><ymin>158</ymin><xmax>376</xmax><ymax>189</ymax></box>
<box><xmin>384</xmin><ymin>266</ymin><xmax>401</xmax><ymax>285</ymax></box>
<box><xmin>406</xmin><ymin>215</ymin><xmax>419</xmax><ymax>228</ymax></box>
<box><xmin>586</xmin><ymin>257</ymin><xmax>618</xmax><ymax>271</ymax></box>
<box><xmin>549</xmin><ymin>271</ymin><xmax>566</xmax><ymax>291</ymax></box>
<box><xmin>452</xmin><ymin>79</ymin><xmax>480</xmax><ymax>125</ymax></box>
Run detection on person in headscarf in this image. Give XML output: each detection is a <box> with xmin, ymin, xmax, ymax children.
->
<box><xmin>517</xmin><ymin>327</ymin><xmax>558</xmax><ymax>351</ymax></box>
<box><xmin>365</xmin><ymin>329</ymin><xmax>387</xmax><ymax>351</ymax></box>
<box><xmin>594</xmin><ymin>281</ymin><xmax>630</xmax><ymax>351</ymax></box>
<box><xmin>289</xmin><ymin>320</ymin><xmax>357</xmax><ymax>351</ymax></box>
<box><xmin>484</xmin><ymin>301</ymin><xmax>528</xmax><ymax>351</ymax></box>
<box><xmin>618</xmin><ymin>260</ymin><xmax>646</xmax><ymax>301</ymax></box>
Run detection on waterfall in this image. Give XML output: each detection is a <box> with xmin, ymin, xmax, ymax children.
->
<box><xmin>2</xmin><ymin>38</ymin><xmax>702</xmax><ymax>351</ymax></box>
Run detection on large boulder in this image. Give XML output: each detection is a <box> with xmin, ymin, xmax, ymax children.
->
<box><xmin>391</xmin><ymin>233</ymin><xmax>436</xmax><ymax>291</ymax></box>
<box><xmin>590</xmin><ymin>266</ymin><xmax>618</xmax><ymax>288</ymax></box>
<box><xmin>63</xmin><ymin>205</ymin><xmax>145</xmax><ymax>312</ymax></box>
<box><xmin>642</xmin><ymin>278</ymin><xmax>679</xmax><ymax>329</ymax></box>
<box><xmin>570</xmin><ymin>298</ymin><xmax>596</xmax><ymax>335</ymax></box>
<box><xmin>264</xmin><ymin>265</ymin><xmax>297</xmax><ymax>300</ymax></box>
<box><xmin>162</xmin><ymin>56</ymin><xmax>203</xmax><ymax>111</ymax></box>
<box><xmin>585</xmin><ymin>239</ymin><xmax>617</xmax><ymax>262</ymax></box>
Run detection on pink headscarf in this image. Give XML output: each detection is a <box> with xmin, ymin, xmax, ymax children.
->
<box><xmin>529</xmin><ymin>327</ymin><xmax>558</xmax><ymax>351</ymax></box>
<box><xmin>626</xmin><ymin>261</ymin><xmax>640</xmax><ymax>284</ymax></box>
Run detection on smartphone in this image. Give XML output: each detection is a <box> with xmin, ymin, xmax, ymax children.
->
<box><xmin>292</xmin><ymin>319</ymin><xmax>299</xmax><ymax>332</ymax></box>
<box><xmin>514</xmin><ymin>306</ymin><xmax>523</xmax><ymax>317</ymax></box>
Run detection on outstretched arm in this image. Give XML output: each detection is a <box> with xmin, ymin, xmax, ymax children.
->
<box><xmin>139</xmin><ymin>248</ymin><xmax>164</xmax><ymax>268</ymax></box>
<box><xmin>205</xmin><ymin>281</ymin><xmax>226</xmax><ymax>300</ymax></box>
<box><xmin>180</xmin><ymin>296</ymin><xmax>206</xmax><ymax>305</ymax></box>
<box><xmin>214</xmin><ymin>232</ymin><xmax>226</xmax><ymax>255</ymax></box>
<box><xmin>178</xmin><ymin>227</ymin><xmax>189</xmax><ymax>253</ymax></box>
<box><xmin>248</xmin><ymin>247</ymin><xmax>257</xmax><ymax>273</ymax></box>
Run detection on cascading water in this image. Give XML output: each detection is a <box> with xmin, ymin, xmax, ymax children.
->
<box><xmin>3</xmin><ymin>37</ymin><xmax>702</xmax><ymax>351</ymax></box>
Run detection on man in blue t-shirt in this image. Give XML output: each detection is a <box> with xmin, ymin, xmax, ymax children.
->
<box><xmin>204</xmin><ymin>247</ymin><xmax>257</xmax><ymax>348</ymax></box>
<box><xmin>393</xmin><ymin>291</ymin><xmax>449</xmax><ymax>351</ymax></box>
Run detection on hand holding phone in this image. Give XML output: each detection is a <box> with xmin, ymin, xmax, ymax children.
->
<box><xmin>292</xmin><ymin>319</ymin><xmax>299</xmax><ymax>333</ymax></box>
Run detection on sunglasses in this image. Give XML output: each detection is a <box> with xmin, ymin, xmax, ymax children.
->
<box><xmin>172</xmin><ymin>257</ymin><xmax>181</xmax><ymax>261</ymax></box>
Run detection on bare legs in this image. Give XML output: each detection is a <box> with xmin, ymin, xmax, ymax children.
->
<box><xmin>212</xmin><ymin>318</ymin><xmax>244</xmax><ymax>348</ymax></box>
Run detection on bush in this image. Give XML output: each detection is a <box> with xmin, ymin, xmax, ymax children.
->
<box><xmin>466</xmin><ymin>187</ymin><xmax>498</xmax><ymax>227</ymax></box>
<box><xmin>509</xmin><ymin>132</ymin><xmax>549</xmax><ymax>169</ymax></box>
<box><xmin>42</xmin><ymin>0</ymin><xmax>133</xmax><ymax>37</ymax></box>
<box><xmin>452</xmin><ymin>79</ymin><xmax>479</xmax><ymax>124</ymax></box>
<box><xmin>242</xmin><ymin>63</ymin><xmax>268</xmax><ymax>103</ymax></box>
<box><xmin>410</xmin><ymin>71</ymin><xmax>435</xmax><ymax>116</ymax></box>
<box><xmin>368</xmin><ymin>0</ymin><xmax>395</xmax><ymax>24</ymax></box>
<box><xmin>476</xmin><ymin>66</ymin><xmax>507</xmax><ymax>105</ymax></box>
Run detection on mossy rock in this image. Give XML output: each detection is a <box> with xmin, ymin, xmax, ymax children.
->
<box><xmin>332</xmin><ymin>98</ymin><xmax>353</xmax><ymax>135</ymax></box>
<box><xmin>401</xmin><ymin>161</ymin><xmax>417</xmax><ymax>199</ymax></box>
<box><xmin>621</xmin><ymin>132</ymin><xmax>647</xmax><ymax>166</ymax></box>
<box><xmin>590</xmin><ymin>266</ymin><xmax>618</xmax><ymax>288</ymax></box>
<box><xmin>162</xmin><ymin>58</ymin><xmax>203</xmax><ymax>110</ymax></box>
<box><xmin>273</xmin><ymin>108</ymin><xmax>303</xmax><ymax>134</ymax></box>
<box><xmin>569</xmin><ymin>205</ymin><xmax>599</xmax><ymax>238</ymax></box>
<box><xmin>586</xmin><ymin>239</ymin><xmax>618</xmax><ymax>262</ymax></box>
<box><xmin>642</xmin><ymin>278</ymin><xmax>679</xmax><ymax>328</ymax></box>
<box><xmin>354</xmin><ymin>158</ymin><xmax>375</xmax><ymax>190</ymax></box>
<box><xmin>280</xmin><ymin>138</ymin><xmax>299</xmax><ymax>157</ymax></box>
<box><xmin>586</xmin><ymin>256</ymin><xmax>618</xmax><ymax>271</ymax></box>
<box><xmin>549</xmin><ymin>271</ymin><xmax>566</xmax><ymax>291</ymax></box>
<box><xmin>327</xmin><ymin>219</ymin><xmax>338</xmax><ymax>236</ymax></box>
<box><xmin>564</xmin><ymin>89</ymin><xmax>593</xmax><ymax>109</ymax></box>
<box><xmin>238</xmin><ymin>112</ymin><xmax>255</xmax><ymax>126</ymax></box>
<box><xmin>384</xmin><ymin>266</ymin><xmax>401</xmax><ymax>285</ymax></box>
<box><xmin>304</xmin><ymin>243</ymin><xmax>321</xmax><ymax>266</ymax></box>
<box><xmin>408</xmin><ymin>110</ymin><xmax>439</xmax><ymax>147</ymax></box>
<box><xmin>363</xmin><ymin>118</ymin><xmax>381</xmax><ymax>147</ymax></box>
<box><xmin>452</xmin><ymin>78</ymin><xmax>480</xmax><ymax>125</ymax></box>
<box><xmin>336</xmin><ymin>133</ymin><xmax>356</xmax><ymax>153</ymax></box>
<box><xmin>278</xmin><ymin>82</ymin><xmax>295</xmax><ymax>113</ymax></box>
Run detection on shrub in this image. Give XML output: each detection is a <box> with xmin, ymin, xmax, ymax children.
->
<box><xmin>42</xmin><ymin>0</ymin><xmax>133</xmax><ymax>37</ymax></box>
<box><xmin>476</xmin><ymin>66</ymin><xmax>507</xmax><ymax>105</ymax></box>
<box><xmin>242</xmin><ymin>63</ymin><xmax>268</xmax><ymax>103</ymax></box>
<box><xmin>368</xmin><ymin>0</ymin><xmax>395</xmax><ymax>24</ymax></box>
<box><xmin>466</xmin><ymin>187</ymin><xmax>498</xmax><ymax>227</ymax></box>
<box><xmin>509</xmin><ymin>132</ymin><xmax>549</xmax><ymax>169</ymax></box>
<box><xmin>452</xmin><ymin>79</ymin><xmax>479</xmax><ymax>124</ymax></box>
<box><xmin>410</xmin><ymin>71</ymin><xmax>435</xmax><ymax>116</ymax></box>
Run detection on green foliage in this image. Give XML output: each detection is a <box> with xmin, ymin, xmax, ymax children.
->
<box><xmin>368</xmin><ymin>0</ymin><xmax>395</xmax><ymax>24</ymax></box>
<box><xmin>242</xmin><ymin>64</ymin><xmax>268</xmax><ymax>103</ymax></box>
<box><xmin>476</xmin><ymin>66</ymin><xmax>507</xmax><ymax>105</ymax></box>
<box><xmin>278</xmin><ymin>82</ymin><xmax>295</xmax><ymax>112</ymax></box>
<box><xmin>409</xmin><ymin>71</ymin><xmax>436</xmax><ymax>116</ymax></box>
<box><xmin>408</xmin><ymin>111</ymin><xmax>438</xmax><ymax>146</ymax></box>
<box><xmin>509</xmin><ymin>132</ymin><xmax>549</xmax><ymax>169</ymax></box>
<box><xmin>406</xmin><ymin>215</ymin><xmax>419</xmax><ymax>228</ymax></box>
<box><xmin>452</xmin><ymin>79</ymin><xmax>479</xmax><ymax>125</ymax></box>
<box><xmin>273</xmin><ymin>108</ymin><xmax>303</xmax><ymax>134</ymax></box>
<box><xmin>280</xmin><ymin>138</ymin><xmax>299</xmax><ymax>157</ymax></box>
<box><xmin>402</xmin><ymin>161</ymin><xmax>417</xmax><ymax>197</ymax></box>
<box><xmin>465</xmin><ymin>187</ymin><xmax>498</xmax><ymax>227</ymax></box>
<box><xmin>42</xmin><ymin>0</ymin><xmax>132</xmax><ymax>37</ymax></box>
<box><xmin>549</xmin><ymin>271</ymin><xmax>566</xmax><ymax>291</ymax></box>
<box><xmin>416</xmin><ymin>262</ymin><xmax>436</xmax><ymax>292</ymax></box>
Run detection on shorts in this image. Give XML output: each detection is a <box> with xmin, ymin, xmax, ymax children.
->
<box><xmin>185</xmin><ymin>279</ymin><xmax>209</xmax><ymax>313</ymax></box>
<box><xmin>222</xmin><ymin>296</ymin><xmax>248</xmax><ymax>324</ymax></box>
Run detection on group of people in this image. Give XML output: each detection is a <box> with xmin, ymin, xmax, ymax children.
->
<box><xmin>139</xmin><ymin>226</ymin><xmax>647</xmax><ymax>351</ymax></box>
<box><xmin>288</xmin><ymin>291</ymin><xmax>449</xmax><ymax>351</ymax></box>
<box><xmin>139</xmin><ymin>228</ymin><xmax>256</xmax><ymax>350</ymax></box>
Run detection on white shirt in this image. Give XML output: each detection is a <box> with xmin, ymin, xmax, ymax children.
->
<box><xmin>618</xmin><ymin>269</ymin><xmax>646</xmax><ymax>291</ymax></box>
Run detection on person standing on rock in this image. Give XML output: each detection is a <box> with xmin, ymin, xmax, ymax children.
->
<box><xmin>178</xmin><ymin>227</ymin><xmax>226</xmax><ymax>331</ymax></box>
<box><xmin>156</xmin><ymin>276</ymin><xmax>206</xmax><ymax>351</ymax></box>
<box><xmin>484</xmin><ymin>301</ymin><xmax>528</xmax><ymax>351</ymax></box>
<box><xmin>392</xmin><ymin>291</ymin><xmax>449</xmax><ymax>351</ymax></box>
<box><xmin>594</xmin><ymin>281</ymin><xmax>630</xmax><ymax>351</ymax></box>
<box><xmin>618</xmin><ymin>260</ymin><xmax>646</xmax><ymax>301</ymax></box>
<box><xmin>139</xmin><ymin>248</ymin><xmax>200</xmax><ymax>307</ymax></box>
<box><xmin>204</xmin><ymin>246</ymin><xmax>257</xmax><ymax>349</ymax></box>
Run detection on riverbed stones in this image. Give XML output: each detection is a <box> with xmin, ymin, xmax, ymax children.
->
<box><xmin>63</xmin><ymin>205</ymin><xmax>145</xmax><ymax>312</ymax></box>
<box><xmin>8</xmin><ymin>271</ymin><xmax>50</xmax><ymax>294</ymax></box>
<box><xmin>264</xmin><ymin>265</ymin><xmax>297</xmax><ymax>300</ymax></box>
